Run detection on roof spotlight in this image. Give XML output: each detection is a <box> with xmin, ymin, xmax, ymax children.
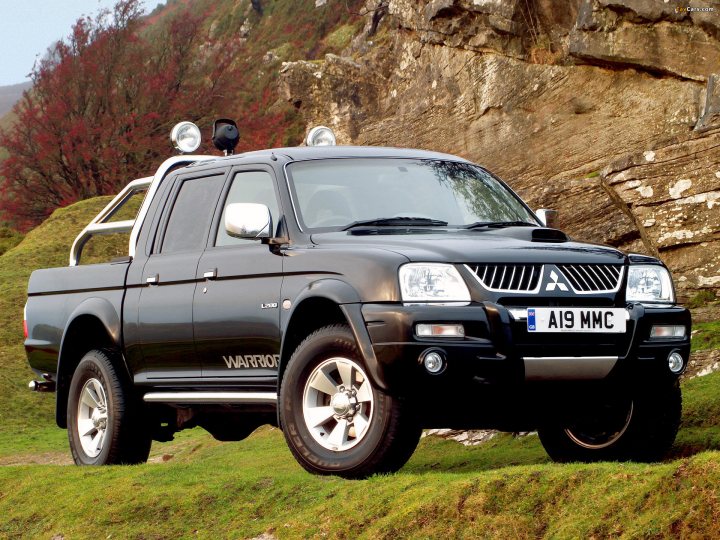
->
<box><xmin>305</xmin><ymin>126</ymin><xmax>336</xmax><ymax>147</ymax></box>
<box><xmin>171</xmin><ymin>121</ymin><xmax>202</xmax><ymax>154</ymax></box>
<box><xmin>212</xmin><ymin>118</ymin><xmax>240</xmax><ymax>155</ymax></box>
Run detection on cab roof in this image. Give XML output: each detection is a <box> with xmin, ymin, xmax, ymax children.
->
<box><xmin>186</xmin><ymin>145</ymin><xmax>473</xmax><ymax>167</ymax></box>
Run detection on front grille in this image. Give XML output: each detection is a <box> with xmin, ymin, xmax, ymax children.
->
<box><xmin>557</xmin><ymin>264</ymin><xmax>623</xmax><ymax>293</ymax></box>
<box><xmin>467</xmin><ymin>264</ymin><xmax>542</xmax><ymax>292</ymax></box>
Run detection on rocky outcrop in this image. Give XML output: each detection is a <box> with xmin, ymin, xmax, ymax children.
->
<box><xmin>279</xmin><ymin>0</ymin><xmax>720</xmax><ymax>298</ymax></box>
<box><xmin>569</xmin><ymin>0</ymin><xmax>720</xmax><ymax>81</ymax></box>
<box><xmin>601</xmin><ymin>126</ymin><xmax>720</xmax><ymax>296</ymax></box>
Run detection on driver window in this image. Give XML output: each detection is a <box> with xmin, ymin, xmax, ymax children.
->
<box><xmin>215</xmin><ymin>170</ymin><xmax>280</xmax><ymax>247</ymax></box>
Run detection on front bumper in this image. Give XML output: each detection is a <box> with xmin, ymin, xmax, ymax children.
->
<box><xmin>361</xmin><ymin>302</ymin><xmax>689</xmax><ymax>428</ymax></box>
<box><xmin>361</xmin><ymin>302</ymin><xmax>691</xmax><ymax>388</ymax></box>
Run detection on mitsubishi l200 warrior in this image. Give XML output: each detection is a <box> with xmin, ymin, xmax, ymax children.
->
<box><xmin>24</xmin><ymin>122</ymin><xmax>691</xmax><ymax>478</ymax></box>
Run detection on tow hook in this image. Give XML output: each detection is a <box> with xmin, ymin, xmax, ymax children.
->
<box><xmin>28</xmin><ymin>375</ymin><xmax>56</xmax><ymax>393</ymax></box>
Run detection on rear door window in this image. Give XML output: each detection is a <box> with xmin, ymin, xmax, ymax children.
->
<box><xmin>161</xmin><ymin>174</ymin><xmax>225</xmax><ymax>254</ymax></box>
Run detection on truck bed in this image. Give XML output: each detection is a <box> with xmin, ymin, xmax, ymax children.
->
<box><xmin>25</xmin><ymin>260</ymin><xmax>131</xmax><ymax>376</ymax></box>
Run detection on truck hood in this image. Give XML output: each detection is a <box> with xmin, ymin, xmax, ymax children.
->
<box><xmin>309</xmin><ymin>227</ymin><xmax>626</xmax><ymax>265</ymax></box>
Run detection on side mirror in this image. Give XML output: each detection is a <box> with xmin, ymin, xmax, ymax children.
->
<box><xmin>225</xmin><ymin>203</ymin><xmax>272</xmax><ymax>239</ymax></box>
<box><xmin>536</xmin><ymin>209</ymin><xmax>559</xmax><ymax>228</ymax></box>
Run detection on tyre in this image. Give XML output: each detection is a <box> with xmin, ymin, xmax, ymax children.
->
<box><xmin>538</xmin><ymin>379</ymin><xmax>681</xmax><ymax>463</ymax></box>
<box><xmin>67</xmin><ymin>349</ymin><xmax>152</xmax><ymax>465</ymax></box>
<box><xmin>279</xmin><ymin>324</ymin><xmax>421</xmax><ymax>479</ymax></box>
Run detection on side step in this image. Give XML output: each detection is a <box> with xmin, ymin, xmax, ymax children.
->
<box><xmin>143</xmin><ymin>392</ymin><xmax>277</xmax><ymax>405</ymax></box>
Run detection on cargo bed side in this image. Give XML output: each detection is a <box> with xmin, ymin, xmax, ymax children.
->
<box><xmin>25</xmin><ymin>261</ymin><xmax>131</xmax><ymax>377</ymax></box>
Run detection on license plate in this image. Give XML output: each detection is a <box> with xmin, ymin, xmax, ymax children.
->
<box><xmin>527</xmin><ymin>308</ymin><xmax>627</xmax><ymax>333</ymax></box>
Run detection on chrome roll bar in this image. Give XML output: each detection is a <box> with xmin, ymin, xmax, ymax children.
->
<box><xmin>69</xmin><ymin>155</ymin><xmax>216</xmax><ymax>266</ymax></box>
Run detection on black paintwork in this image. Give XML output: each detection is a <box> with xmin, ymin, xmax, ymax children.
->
<box><xmin>23</xmin><ymin>146</ymin><xmax>692</xmax><ymax>430</ymax></box>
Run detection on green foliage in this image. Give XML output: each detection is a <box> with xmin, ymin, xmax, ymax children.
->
<box><xmin>692</xmin><ymin>321</ymin><xmax>720</xmax><ymax>352</ymax></box>
<box><xmin>324</xmin><ymin>22</ymin><xmax>360</xmax><ymax>52</ymax></box>
<box><xmin>0</xmin><ymin>225</ymin><xmax>23</xmax><ymax>256</ymax></box>
<box><xmin>687</xmin><ymin>289</ymin><xmax>718</xmax><ymax>309</ymax></box>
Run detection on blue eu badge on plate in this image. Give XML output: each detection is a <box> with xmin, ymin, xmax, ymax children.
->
<box><xmin>527</xmin><ymin>308</ymin><xmax>536</xmax><ymax>331</ymax></box>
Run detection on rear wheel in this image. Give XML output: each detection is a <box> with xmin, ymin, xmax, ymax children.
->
<box><xmin>67</xmin><ymin>349</ymin><xmax>152</xmax><ymax>465</ymax></box>
<box><xmin>538</xmin><ymin>379</ymin><xmax>681</xmax><ymax>462</ymax></box>
<box><xmin>280</xmin><ymin>324</ymin><xmax>421</xmax><ymax>478</ymax></box>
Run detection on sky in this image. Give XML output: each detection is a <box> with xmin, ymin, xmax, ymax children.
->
<box><xmin>0</xmin><ymin>0</ymin><xmax>150</xmax><ymax>87</ymax></box>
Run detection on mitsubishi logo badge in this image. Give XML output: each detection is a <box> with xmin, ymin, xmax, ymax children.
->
<box><xmin>545</xmin><ymin>270</ymin><xmax>569</xmax><ymax>292</ymax></box>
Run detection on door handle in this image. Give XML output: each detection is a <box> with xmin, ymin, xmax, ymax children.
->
<box><xmin>203</xmin><ymin>268</ymin><xmax>218</xmax><ymax>280</ymax></box>
<box><xmin>146</xmin><ymin>274</ymin><xmax>158</xmax><ymax>285</ymax></box>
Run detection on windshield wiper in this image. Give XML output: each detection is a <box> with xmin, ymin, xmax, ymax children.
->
<box><xmin>463</xmin><ymin>220</ymin><xmax>538</xmax><ymax>229</ymax></box>
<box><xmin>342</xmin><ymin>217</ymin><xmax>448</xmax><ymax>231</ymax></box>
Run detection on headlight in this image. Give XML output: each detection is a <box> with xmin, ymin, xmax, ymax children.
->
<box><xmin>399</xmin><ymin>263</ymin><xmax>471</xmax><ymax>304</ymax></box>
<box><xmin>626</xmin><ymin>265</ymin><xmax>674</xmax><ymax>304</ymax></box>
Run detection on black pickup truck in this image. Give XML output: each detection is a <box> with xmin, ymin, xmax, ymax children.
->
<box><xmin>24</xmin><ymin>123</ymin><xmax>691</xmax><ymax>477</ymax></box>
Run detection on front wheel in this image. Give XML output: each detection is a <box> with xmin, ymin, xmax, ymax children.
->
<box><xmin>280</xmin><ymin>325</ymin><xmax>421</xmax><ymax>478</ymax></box>
<box><xmin>67</xmin><ymin>349</ymin><xmax>152</xmax><ymax>465</ymax></box>
<box><xmin>538</xmin><ymin>379</ymin><xmax>681</xmax><ymax>463</ymax></box>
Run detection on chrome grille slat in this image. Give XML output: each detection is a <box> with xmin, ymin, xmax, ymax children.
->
<box><xmin>557</xmin><ymin>264</ymin><xmax>624</xmax><ymax>293</ymax></box>
<box><xmin>577</xmin><ymin>266</ymin><xmax>597</xmax><ymax>291</ymax></box>
<box><xmin>562</xmin><ymin>267</ymin><xmax>584</xmax><ymax>291</ymax></box>
<box><xmin>587</xmin><ymin>265</ymin><xmax>611</xmax><ymax>289</ymax></box>
<box><xmin>467</xmin><ymin>264</ymin><xmax>543</xmax><ymax>293</ymax></box>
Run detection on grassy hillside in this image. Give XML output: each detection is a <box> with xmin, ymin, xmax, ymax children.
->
<box><xmin>0</xmin><ymin>196</ymin><xmax>718</xmax><ymax>538</ymax></box>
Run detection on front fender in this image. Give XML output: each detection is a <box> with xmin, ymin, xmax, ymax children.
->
<box><xmin>279</xmin><ymin>278</ymin><xmax>388</xmax><ymax>392</ymax></box>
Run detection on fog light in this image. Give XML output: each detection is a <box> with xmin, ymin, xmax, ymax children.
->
<box><xmin>650</xmin><ymin>325</ymin><xmax>686</xmax><ymax>339</ymax></box>
<box><xmin>421</xmin><ymin>350</ymin><xmax>445</xmax><ymax>374</ymax></box>
<box><xmin>416</xmin><ymin>324</ymin><xmax>465</xmax><ymax>338</ymax></box>
<box><xmin>668</xmin><ymin>351</ymin><xmax>684</xmax><ymax>374</ymax></box>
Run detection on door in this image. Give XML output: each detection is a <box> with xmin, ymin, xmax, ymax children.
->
<box><xmin>135</xmin><ymin>171</ymin><xmax>226</xmax><ymax>381</ymax></box>
<box><xmin>193</xmin><ymin>167</ymin><xmax>284</xmax><ymax>380</ymax></box>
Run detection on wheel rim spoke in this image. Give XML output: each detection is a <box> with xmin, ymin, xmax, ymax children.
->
<box><xmin>308</xmin><ymin>368</ymin><xmax>338</xmax><ymax>396</ymax></box>
<box><xmin>327</xmin><ymin>419</ymin><xmax>349</xmax><ymax>448</ymax></box>
<box><xmin>304</xmin><ymin>405</ymin><xmax>335</xmax><ymax>428</ymax></box>
<box><xmin>90</xmin><ymin>380</ymin><xmax>106</xmax><ymax>408</ymax></box>
<box><xmin>91</xmin><ymin>430</ymin><xmax>103</xmax><ymax>453</ymax></box>
<box><xmin>352</xmin><ymin>412</ymin><xmax>369</xmax><ymax>439</ymax></box>
<box><xmin>355</xmin><ymin>380</ymin><xmax>372</xmax><ymax>403</ymax></box>
<box><xmin>78</xmin><ymin>418</ymin><xmax>96</xmax><ymax>438</ymax></box>
<box><xmin>337</xmin><ymin>362</ymin><xmax>354</xmax><ymax>389</ymax></box>
<box><xmin>81</xmin><ymin>388</ymin><xmax>100</xmax><ymax>410</ymax></box>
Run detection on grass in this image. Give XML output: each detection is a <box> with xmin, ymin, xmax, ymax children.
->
<box><xmin>0</xmin><ymin>428</ymin><xmax>719</xmax><ymax>538</ymax></box>
<box><xmin>692</xmin><ymin>321</ymin><xmax>720</xmax><ymax>352</ymax></box>
<box><xmin>0</xmin><ymin>196</ymin><xmax>718</xmax><ymax>538</ymax></box>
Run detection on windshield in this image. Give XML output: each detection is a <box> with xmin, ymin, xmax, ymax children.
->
<box><xmin>286</xmin><ymin>158</ymin><xmax>539</xmax><ymax>230</ymax></box>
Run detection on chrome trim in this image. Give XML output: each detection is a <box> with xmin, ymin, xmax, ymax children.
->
<box><xmin>69</xmin><ymin>177</ymin><xmax>152</xmax><ymax>266</ymax></box>
<box><xmin>556</xmin><ymin>265</ymin><xmax>624</xmax><ymax>295</ymax></box>
<box><xmin>508</xmin><ymin>308</ymin><xmax>527</xmax><ymax>321</ymax></box>
<box><xmin>142</xmin><ymin>392</ymin><xmax>277</xmax><ymax>404</ymax></box>
<box><xmin>523</xmin><ymin>356</ymin><xmax>618</xmax><ymax>381</ymax></box>
<box><xmin>464</xmin><ymin>264</ymin><xmax>544</xmax><ymax>294</ymax></box>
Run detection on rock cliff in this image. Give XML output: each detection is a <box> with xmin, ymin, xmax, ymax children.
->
<box><xmin>280</xmin><ymin>0</ymin><xmax>720</xmax><ymax>299</ymax></box>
